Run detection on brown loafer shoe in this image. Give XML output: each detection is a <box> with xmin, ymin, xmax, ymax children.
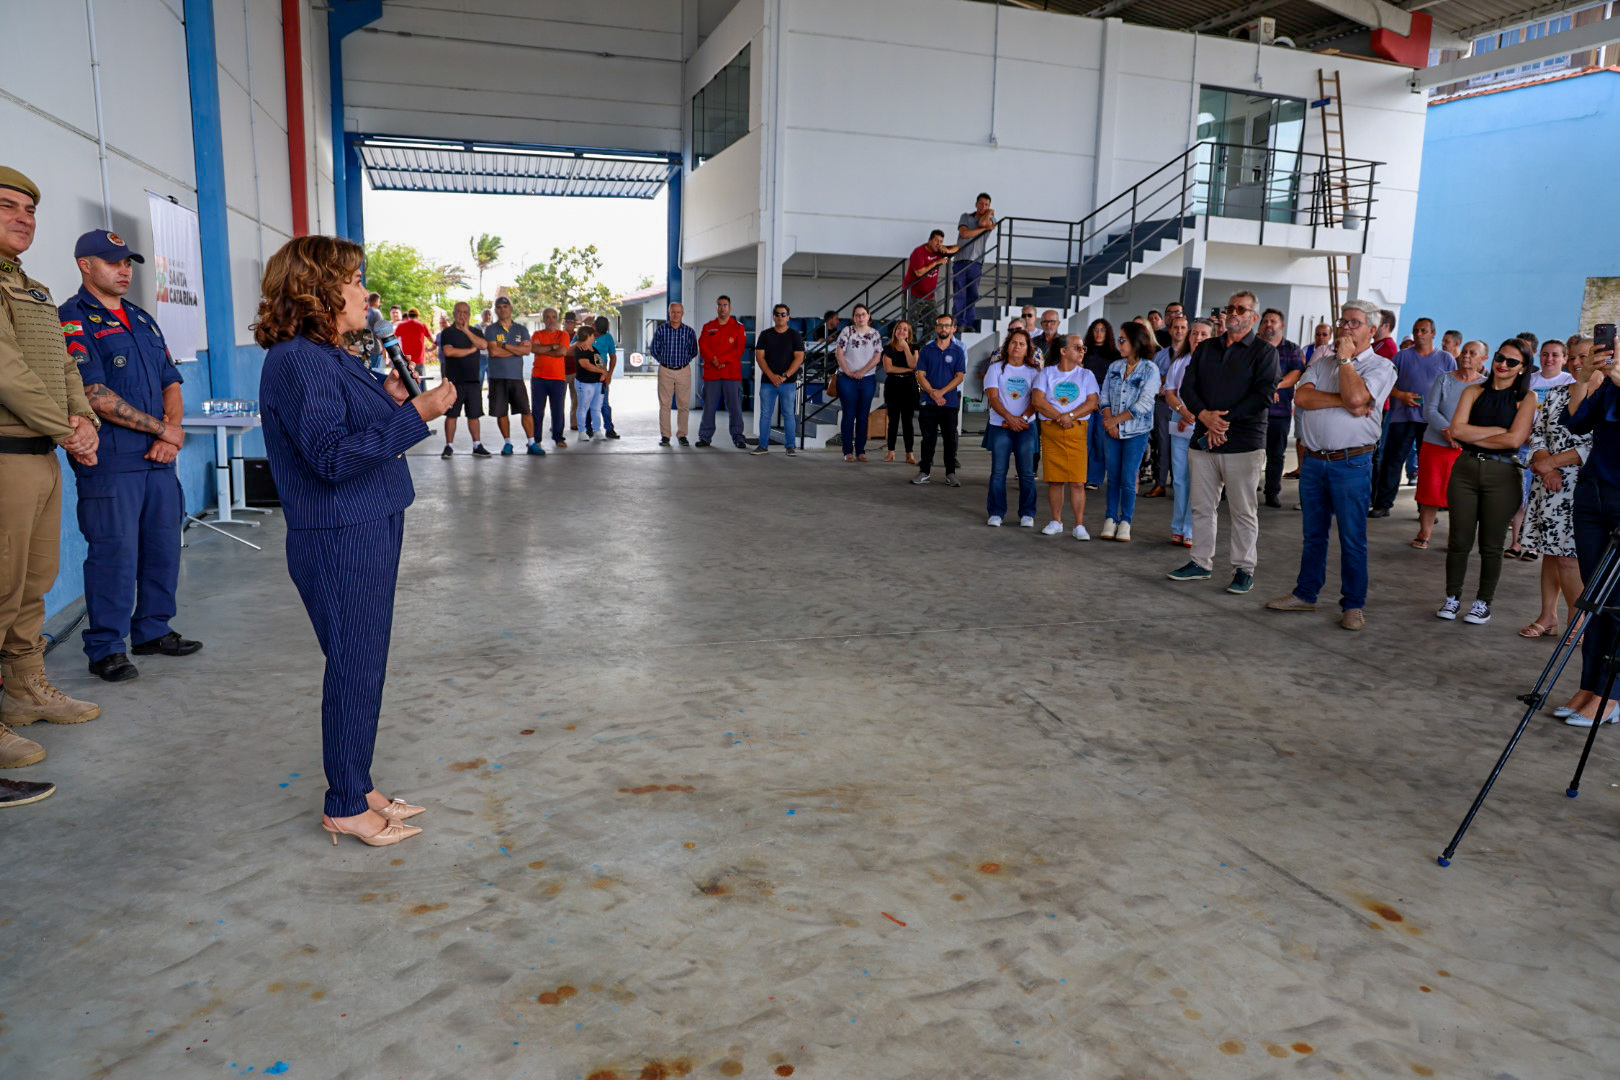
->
<box><xmin>1341</xmin><ymin>608</ymin><xmax>1366</xmax><ymax>631</ymax></box>
<box><xmin>0</xmin><ymin>776</ymin><xmax>56</xmax><ymax>807</ymax></box>
<box><xmin>0</xmin><ymin>723</ymin><xmax>47</xmax><ymax>768</ymax></box>
<box><xmin>1264</xmin><ymin>593</ymin><xmax>1317</xmax><ymax>612</ymax></box>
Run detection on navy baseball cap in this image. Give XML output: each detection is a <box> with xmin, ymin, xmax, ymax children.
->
<box><xmin>74</xmin><ymin>229</ymin><xmax>145</xmax><ymax>264</ymax></box>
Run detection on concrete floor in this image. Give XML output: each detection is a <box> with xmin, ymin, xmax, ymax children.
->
<box><xmin>6</xmin><ymin>380</ymin><xmax>1620</xmax><ymax>1080</ymax></box>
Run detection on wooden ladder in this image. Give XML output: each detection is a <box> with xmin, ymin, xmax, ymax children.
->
<box><xmin>1317</xmin><ymin>69</ymin><xmax>1352</xmax><ymax>314</ymax></box>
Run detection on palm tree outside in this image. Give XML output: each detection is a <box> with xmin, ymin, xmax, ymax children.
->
<box><xmin>469</xmin><ymin>233</ymin><xmax>503</xmax><ymax>304</ymax></box>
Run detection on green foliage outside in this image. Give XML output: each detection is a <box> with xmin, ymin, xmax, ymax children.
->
<box><xmin>509</xmin><ymin>245</ymin><xmax>619</xmax><ymax>319</ymax></box>
<box><xmin>364</xmin><ymin>241</ymin><xmax>467</xmax><ymax>314</ymax></box>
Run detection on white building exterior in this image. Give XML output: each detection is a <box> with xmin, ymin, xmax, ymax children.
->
<box><xmin>683</xmin><ymin>0</ymin><xmax>1429</xmax><ymax>344</ymax></box>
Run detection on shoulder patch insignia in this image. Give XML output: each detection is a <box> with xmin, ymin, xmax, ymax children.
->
<box><xmin>61</xmin><ymin>321</ymin><xmax>83</xmax><ymax>335</ymax></box>
<box><xmin>112</xmin><ymin>355</ymin><xmax>127</xmax><ymax>368</ymax></box>
<box><xmin>28</xmin><ymin>288</ymin><xmax>48</xmax><ymax>302</ymax></box>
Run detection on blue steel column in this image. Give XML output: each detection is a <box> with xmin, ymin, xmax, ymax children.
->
<box><xmin>182</xmin><ymin>0</ymin><xmax>237</xmax><ymax>398</ymax></box>
<box><xmin>666</xmin><ymin>163</ymin><xmax>682</xmax><ymax>304</ymax></box>
<box><xmin>344</xmin><ymin>134</ymin><xmax>366</xmax><ymax>246</ymax></box>
<box><xmin>328</xmin><ymin>0</ymin><xmax>382</xmax><ymax>240</ymax></box>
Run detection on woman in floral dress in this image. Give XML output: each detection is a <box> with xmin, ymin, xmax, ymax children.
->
<box><xmin>1521</xmin><ymin>339</ymin><xmax>1597</xmax><ymax>639</ymax></box>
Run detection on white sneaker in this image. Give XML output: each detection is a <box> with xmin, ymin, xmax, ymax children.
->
<box><xmin>1436</xmin><ymin>596</ymin><xmax>1461</xmax><ymax>620</ymax></box>
<box><xmin>986</xmin><ymin>515</ymin><xmax>1003</xmax><ymax>527</ymax></box>
<box><xmin>1115</xmin><ymin>521</ymin><xmax>1132</xmax><ymax>542</ymax></box>
<box><xmin>1101</xmin><ymin>518</ymin><xmax>1117</xmax><ymax>539</ymax></box>
<box><xmin>1073</xmin><ymin>525</ymin><xmax>1091</xmax><ymax>541</ymax></box>
<box><xmin>1019</xmin><ymin>516</ymin><xmax>1035</xmax><ymax>528</ymax></box>
<box><xmin>1040</xmin><ymin>520</ymin><xmax>1064</xmax><ymax>535</ymax></box>
<box><xmin>1463</xmin><ymin>600</ymin><xmax>1492</xmax><ymax>625</ymax></box>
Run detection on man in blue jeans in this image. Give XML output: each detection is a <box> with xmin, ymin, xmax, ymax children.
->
<box><xmin>1264</xmin><ymin>299</ymin><xmax>1396</xmax><ymax>631</ymax></box>
<box><xmin>751</xmin><ymin>303</ymin><xmax>804</xmax><ymax>455</ymax></box>
<box><xmin>953</xmin><ymin>193</ymin><xmax>995</xmax><ymax>332</ymax></box>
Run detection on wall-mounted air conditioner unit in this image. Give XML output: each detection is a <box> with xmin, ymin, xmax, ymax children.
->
<box><xmin>1229</xmin><ymin>17</ymin><xmax>1278</xmax><ymax>45</ymax></box>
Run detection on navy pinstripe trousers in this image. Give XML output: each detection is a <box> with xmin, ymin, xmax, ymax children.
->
<box><xmin>286</xmin><ymin>512</ymin><xmax>404</xmax><ymax>817</ymax></box>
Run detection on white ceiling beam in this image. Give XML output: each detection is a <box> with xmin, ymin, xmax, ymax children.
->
<box><xmin>1412</xmin><ymin>11</ymin><xmax>1620</xmax><ymax>86</ymax></box>
<box><xmin>1301</xmin><ymin>0</ymin><xmax>1468</xmax><ymax>48</ymax></box>
<box><xmin>1305</xmin><ymin>0</ymin><xmax>1412</xmax><ymax>35</ymax></box>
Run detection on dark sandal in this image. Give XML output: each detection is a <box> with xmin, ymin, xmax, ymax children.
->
<box><xmin>1410</xmin><ymin>536</ymin><xmax>1430</xmax><ymax>549</ymax></box>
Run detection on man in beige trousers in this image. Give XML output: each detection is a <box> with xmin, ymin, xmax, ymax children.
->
<box><xmin>0</xmin><ymin>167</ymin><xmax>103</xmax><ymax>808</ymax></box>
<box><xmin>649</xmin><ymin>301</ymin><xmax>698</xmax><ymax>447</ymax></box>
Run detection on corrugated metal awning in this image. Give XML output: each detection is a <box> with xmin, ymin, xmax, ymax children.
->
<box><xmin>355</xmin><ymin>138</ymin><xmax>676</xmax><ymax>199</ymax></box>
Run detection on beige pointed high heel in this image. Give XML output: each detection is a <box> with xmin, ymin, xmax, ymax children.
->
<box><xmin>374</xmin><ymin>797</ymin><xmax>426</xmax><ymax>821</ymax></box>
<box><xmin>322</xmin><ymin>814</ymin><xmax>422</xmax><ymax>847</ymax></box>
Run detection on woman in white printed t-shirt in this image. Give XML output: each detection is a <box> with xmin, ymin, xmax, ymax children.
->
<box><xmin>1163</xmin><ymin>317</ymin><xmax>1214</xmax><ymax>548</ymax></box>
<box><xmin>835</xmin><ymin>303</ymin><xmax>885</xmax><ymax>462</ymax></box>
<box><xmin>982</xmin><ymin>328</ymin><xmax>1042</xmax><ymax>527</ymax></box>
<box><xmin>1032</xmin><ymin>333</ymin><xmax>1101</xmax><ymax>540</ymax></box>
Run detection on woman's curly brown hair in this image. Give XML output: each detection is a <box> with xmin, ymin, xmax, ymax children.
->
<box><xmin>251</xmin><ymin>235</ymin><xmax>365</xmax><ymax>348</ymax></box>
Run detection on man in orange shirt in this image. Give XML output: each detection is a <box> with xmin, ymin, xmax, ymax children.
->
<box><xmin>697</xmin><ymin>295</ymin><xmax>747</xmax><ymax>448</ymax></box>
<box><xmin>529</xmin><ymin>306</ymin><xmax>571</xmax><ymax>448</ymax></box>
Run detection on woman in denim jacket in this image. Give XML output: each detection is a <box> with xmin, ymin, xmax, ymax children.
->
<box><xmin>1099</xmin><ymin>320</ymin><xmax>1162</xmax><ymax>541</ymax></box>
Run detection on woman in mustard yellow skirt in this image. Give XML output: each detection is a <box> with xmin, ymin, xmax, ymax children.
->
<box><xmin>1032</xmin><ymin>334</ymin><xmax>1102</xmax><ymax>540</ymax></box>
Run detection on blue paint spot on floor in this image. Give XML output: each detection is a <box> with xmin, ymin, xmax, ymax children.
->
<box><xmin>288</xmin><ymin>773</ymin><xmax>300</xmax><ymax>778</ymax></box>
<box><xmin>786</xmin><ymin>809</ymin><xmax>796</xmax><ymax>815</ymax></box>
<box><xmin>499</xmin><ymin>846</ymin><xmax>511</xmax><ymax>857</ymax></box>
<box><xmin>278</xmin><ymin>783</ymin><xmax>289</xmax><ymax>788</ymax></box>
<box><xmin>265</xmin><ymin>1064</ymin><xmax>290</xmax><ymax>1075</ymax></box>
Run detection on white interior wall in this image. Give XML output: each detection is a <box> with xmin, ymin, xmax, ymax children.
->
<box><xmin>0</xmin><ymin>0</ymin><xmax>327</xmax><ymax>352</ymax></box>
<box><xmin>682</xmin><ymin>0</ymin><xmax>767</xmax><ymax>265</ymax></box>
<box><xmin>772</xmin><ymin>0</ymin><xmax>1426</xmax><ymax>308</ymax></box>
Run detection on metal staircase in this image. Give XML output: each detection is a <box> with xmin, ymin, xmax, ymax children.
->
<box><xmin>794</xmin><ymin>139</ymin><xmax>1382</xmax><ymax>443</ymax></box>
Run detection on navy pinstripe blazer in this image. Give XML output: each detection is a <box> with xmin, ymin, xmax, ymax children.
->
<box><xmin>260</xmin><ymin>335</ymin><xmax>431</xmax><ymax>531</ymax></box>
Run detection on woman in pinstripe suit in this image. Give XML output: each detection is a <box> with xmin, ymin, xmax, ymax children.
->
<box><xmin>255</xmin><ymin>236</ymin><xmax>457</xmax><ymax>848</ymax></box>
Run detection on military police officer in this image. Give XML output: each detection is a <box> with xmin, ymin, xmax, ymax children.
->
<box><xmin>60</xmin><ymin>230</ymin><xmax>203</xmax><ymax>682</ymax></box>
<box><xmin>0</xmin><ymin>167</ymin><xmax>102</xmax><ymax>807</ymax></box>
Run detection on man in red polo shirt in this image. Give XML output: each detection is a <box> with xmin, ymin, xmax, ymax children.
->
<box><xmin>697</xmin><ymin>295</ymin><xmax>748</xmax><ymax>448</ymax></box>
<box><xmin>904</xmin><ymin>229</ymin><xmax>956</xmax><ymax>330</ymax></box>
<box><xmin>394</xmin><ymin>307</ymin><xmax>432</xmax><ymax>380</ymax></box>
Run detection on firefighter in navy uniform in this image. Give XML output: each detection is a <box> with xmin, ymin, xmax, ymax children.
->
<box><xmin>0</xmin><ymin>168</ymin><xmax>101</xmax><ymax>807</ymax></box>
<box><xmin>59</xmin><ymin>229</ymin><xmax>202</xmax><ymax>683</ymax></box>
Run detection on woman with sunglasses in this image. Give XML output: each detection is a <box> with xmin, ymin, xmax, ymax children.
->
<box><xmin>1098</xmin><ymin>322</ymin><xmax>1161</xmax><ymax>541</ymax></box>
<box><xmin>836</xmin><ymin>303</ymin><xmax>884</xmax><ymax>462</ymax></box>
<box><xmin>1437</xmin><ymin>339</ymin><xmax>1539</xmax><ymax>625</ymax></box>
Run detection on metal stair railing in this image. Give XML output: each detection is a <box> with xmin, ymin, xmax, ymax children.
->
<box><xmin>791</xmin><ymin>141</ymin><xmax>1382</xmax><ymax>446</ymax></box>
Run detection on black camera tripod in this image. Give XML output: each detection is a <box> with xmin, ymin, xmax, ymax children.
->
<box><xmin>1439</xmin><ymin>525</ymin><xmax>1620</xmax><ymax>866</ymax></box>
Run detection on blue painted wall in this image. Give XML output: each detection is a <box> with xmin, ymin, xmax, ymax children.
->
<box><xmin>42</xmin><ymin>342</ymin><xmax>266</xmax><ymax>626</ymax></box>
<box><xmin>1405</xmin><ymin>70</ymin><xmax>1620</xmax><ymax>345</ymax></box>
